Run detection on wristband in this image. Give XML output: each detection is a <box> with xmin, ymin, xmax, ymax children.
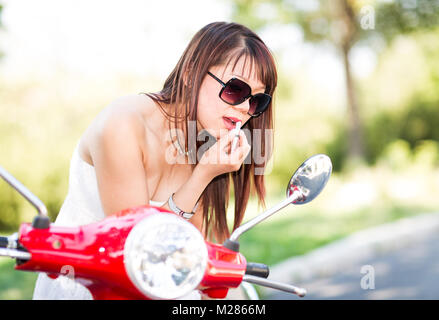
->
<box><xmin>167</xmin><ymin>193</ymin><xmax>197</xmax><ymax>220</ymax></box>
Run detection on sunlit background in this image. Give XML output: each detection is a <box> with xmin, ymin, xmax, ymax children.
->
<box><xmin>1</xmin><ymin>0</ymin><xmax>439</xmax><ymax>299</ymax></box>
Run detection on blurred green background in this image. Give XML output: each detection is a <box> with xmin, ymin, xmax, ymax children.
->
<box><xmin>1</xmin><ymin>0</ymin><xmax>439</xmax><ymax>299</ymax></box>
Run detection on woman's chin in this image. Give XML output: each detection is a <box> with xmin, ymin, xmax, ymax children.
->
<box><xmin>198</xmin><ymin>127</ymin><xmax>221</xmax><ymax>140</ymax></box>
<box><xmin>196</xmin><ymin>118</ymin><xmax>231</xmax><ymax>140</ymax></box>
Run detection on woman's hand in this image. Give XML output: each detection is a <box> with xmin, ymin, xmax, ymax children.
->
<box><xmin>196</xmin><ymin>128</ymin><xmax>251</xmax><ymax>179</ymax></box>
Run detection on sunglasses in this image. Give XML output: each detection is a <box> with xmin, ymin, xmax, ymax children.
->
<box><xmin>207</xmin><ymin>71</ymin><xmax>271</xmax><ymax>117</ymax></box>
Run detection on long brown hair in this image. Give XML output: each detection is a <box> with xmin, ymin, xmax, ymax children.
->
<box><xmin>142</xmin><ymin>22</ymin><xmax>277</xmax><ymax>242</ymax></box>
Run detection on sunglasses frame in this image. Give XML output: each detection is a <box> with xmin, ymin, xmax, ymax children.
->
<box><xmin>207</xmin><ymin>71</ymin><xmax>271</xmax><ymax>118</ymax></box>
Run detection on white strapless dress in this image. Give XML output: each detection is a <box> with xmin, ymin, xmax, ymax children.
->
<box><xmin>32</xmin><ymin>139</ymin><xmax>200</xmax><ymax>300</ymax></box>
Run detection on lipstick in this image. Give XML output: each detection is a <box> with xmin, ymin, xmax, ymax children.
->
<box><xmin>231</xmin><ymin>121</ymin><xmax>242</xmax><ymax>153</ymax></box>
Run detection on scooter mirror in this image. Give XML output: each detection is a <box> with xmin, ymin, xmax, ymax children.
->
<box><xmin>286</xmin><ymin>154</ymin><xmax>332</xmax><ymax>205</ymax></box>
<box><xmin>226</xmin><ymin>154</ymin><xmax>332</xmax><ymax>246</ymax></box>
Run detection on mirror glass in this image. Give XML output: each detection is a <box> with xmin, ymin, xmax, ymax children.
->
<box><xmin>286</xmin><ymin>154</ymin><xmax>332</xmax><ymax>205</ymax></box>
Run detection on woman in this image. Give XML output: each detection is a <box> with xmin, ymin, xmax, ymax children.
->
<box><xmin>32</xmin><ymin>21</ymin><xmax>277</xmax><ymax>299</ymax></box>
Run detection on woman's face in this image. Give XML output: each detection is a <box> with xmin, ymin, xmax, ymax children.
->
<box><xmin>196</xmin><ymin>56</ymin><xmax>266</xmax><ymax>139</ymax></box>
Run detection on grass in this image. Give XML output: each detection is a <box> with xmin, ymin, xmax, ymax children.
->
<box><xmin>238</xmin><ymin>204</ymin><xmax>427</xmax><ymax>266</ymax></box>
<box><xmin>0</xmin><ymin>259</ymin><xmax>37</xmax><ymax>300</ymax></box>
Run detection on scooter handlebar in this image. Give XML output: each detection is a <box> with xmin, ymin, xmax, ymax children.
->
<box><xmin>245</xmin><ymin>262</ymin><xmax>270</xmax><ymax>278</ymax></box>
<box><xmin>242</xmin><ymin>274</ymin><xmax>307</xmax><ymax>297</ymax></box>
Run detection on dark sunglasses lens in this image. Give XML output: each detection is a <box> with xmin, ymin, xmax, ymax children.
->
<box><xmin>249</xmin><ymin>94</ymin><xmax>271</xmax><ymax>116</ymax></box>
<box><xmin>221</xmin><ymin>79</ymin><xmax>251</xmax><ymax>105</ymax></box>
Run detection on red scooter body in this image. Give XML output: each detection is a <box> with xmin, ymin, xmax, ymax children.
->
<box><xmin>15</xmin><ymin>205</ymin><xmax>246</xmax><ymax>300</ymax></box>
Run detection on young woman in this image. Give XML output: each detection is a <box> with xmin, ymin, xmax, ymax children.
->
<box><xmin>32</xmin><ymin>21</ymin><xmax>277</xmax><ymax>300</ymax></box>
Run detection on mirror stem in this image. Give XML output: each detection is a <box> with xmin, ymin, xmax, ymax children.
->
<box><xmin>229</xmin><ymin>189</ymin><xmax>302</xmax><ymax>242</ymax></box>
<box><xmin>0</xmin><ymin>166</ymin><xmax>48</xmax><ymax>217</ymax></box>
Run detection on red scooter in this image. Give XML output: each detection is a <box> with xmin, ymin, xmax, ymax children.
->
<box><xmin>0</xmin><ymin>154</ymin><xmax>332</xmax><ymax>300</ymax></box>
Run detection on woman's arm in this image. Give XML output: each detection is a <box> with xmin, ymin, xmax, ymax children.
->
<box><xmin>160</xmin><ymin>166</ymin><xmax>211</xmax><ymax>226</ymax></box>
<box><xmin>89</xmin><ymin>109</ymin><xmax>151</xmax><ymax>216</ymax></box>
<box><xmin>161</xmin><ymin>129</ymin><xmax>251</xmax><ymax>240</ymax></box>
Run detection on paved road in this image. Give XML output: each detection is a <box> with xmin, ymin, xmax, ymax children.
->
<box><xmin>268</xmin><ymin>232</ymin><xmax>439</xmax><ymax>300</ymax></box>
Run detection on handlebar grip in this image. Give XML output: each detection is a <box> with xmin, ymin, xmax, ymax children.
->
<box><xmin>0</xmin><ymin>236</ymin><xmax>9</xmax><ymax>248</ymax></box>
<box><xmin>245</xmin><ymin>262</ymin><xmax>270</xmax><ymax>278</ymax></box>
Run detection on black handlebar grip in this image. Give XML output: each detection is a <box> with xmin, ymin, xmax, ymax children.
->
<box><xmin>32</xmin><ymin>215</ymin><xmax>50</xmax><ymax>229</ymax></box>
<box><xmin>0</xmin><ymin>236</ymin><xmax>9</xmax><ymax>248</ymax></box>
<box><xmin>245</xmin><ymin>262</ymin><xmax>270</xmax><ymax>278</ymax></box>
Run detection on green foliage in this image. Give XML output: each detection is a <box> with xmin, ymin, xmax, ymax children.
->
<box><xmin>231</xmin><ymin>0</ymin><xmax>268</xmax><ymax>30</ymax></box>
<box><xmin>399</xmin><ymin>100</ymin><xmax>439</xmax><ymax>147</ymax></box>
<box><xmin>377</xmin><ymin>139</ymin><xmax>439</xmax><ymax>172</ymax></box>
<box><xmin>379</xmin><ymin>139</ymin><xmax>413</xmax><ymax>170</ymax></box>
<box><xmin>0</xmin><ymin>185</ymin><xmax>22</xmax><ymax>231</ymax></box>
<box><xmin>39</xmin><ymin>168</ymin><xmax>69</xmax><ymax>222</ymax></box>
<box><xmin>375</xmin><ymin>0</ymin><xmax>439</xmax><ymax>42</ymax></box>
<box><xmin>366</xmin><ymin>98</ymin><xmax>439</xmax><ymax>164</ymax></box>
<box><xmin>413</xmin><ymin>140</ymin><xmax>439</xmax><ymax>168</ymax></box>
<box><xmin>0</xmin><ymin>259</ymin><xmax>37</xmax><ymax>300</ymax></box>
<box><xmin>232</xmin><ymin>0</ymin><xmax>439</xmax><ymax>46</ymax></box>
<box><xmin>323</xmin><ymin>123</ymin><xmax>348</xmax><ymax>172</ymax></box>
<box><xmin>323</xmin><ymin>97</ymin><xmax>439</xmax><ymax>170</ymax></box>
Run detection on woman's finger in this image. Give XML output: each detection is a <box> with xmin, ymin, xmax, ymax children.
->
<box><xmin>218</xmin><ymin>129</ymin><xmax>238</xmax><ymax>149</ymax></box>
<box><xmin>230</xmin><ymin>140</ymin><xmax>251</xmax><ymax>164</ymax></box>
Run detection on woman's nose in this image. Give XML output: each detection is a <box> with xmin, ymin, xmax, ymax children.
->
<box><xmin>233</xmin><ymin>99</ymin><xmax>250</xmax><ymax>114</ymax></box>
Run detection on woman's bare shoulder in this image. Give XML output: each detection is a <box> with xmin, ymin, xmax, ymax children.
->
<box><xmin>80</xmin><ymin>94</ymin><xmax>160</xmax><ymax>164</ymax></box>
<box><xmin>98</xmin><ymin>94</ymin><xmax>156</xmax><ymax>126</ymax></box>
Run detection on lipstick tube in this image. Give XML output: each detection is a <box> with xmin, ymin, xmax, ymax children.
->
<box><xmin>231</xmin><ymin>121</ymin><xmax>242</xmax><ymax>153</ymax></box>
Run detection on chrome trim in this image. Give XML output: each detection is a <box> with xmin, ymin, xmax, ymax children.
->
<box><xmin>242</xmin><ymin>274</ymin><xmax>307</xmax><ymax>297</ymax></box>
<box><xmin>241</xmin><ymin>282</ymin><xmax>260</xmax><ymax>300</ymax></box>
<box><xmin>0</xmin><ymin>248</ymin><xmax>31</xmax><ymax>260</ymax></box>
<box><xmin>7</xmin><ymin>233</ymin><xmax>18</xmax><ymax>249</ymax></box>
<box><xmin>0</xmin><ymin>166</ymin><xmax>48</xmax><ymax>216</ymax></box>
<box><xmin>229</xmin><ymin>190</ymin><xmax>301</xmax><ymax>242</ymax></box>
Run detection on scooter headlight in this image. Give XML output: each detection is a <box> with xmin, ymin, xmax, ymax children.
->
<box><xmin>123</xmin><ymin>213</ymin><xmax>208</xmax><ymax>299</ymax></box>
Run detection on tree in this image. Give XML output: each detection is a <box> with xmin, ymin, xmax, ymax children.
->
<box><xmin>232</xmin><ymin>0</ymin><xmax>439</xmax><ymax>166</ymax></box>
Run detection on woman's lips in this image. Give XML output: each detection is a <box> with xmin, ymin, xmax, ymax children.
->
<box><xmin>226</xmin><ymin>116</ymin><xmax>241</xmax><ymax>123</ymax></box>
<box><xmin>223</xmin><ymin>117</ymin><xmax>236</xmax><ymax>130</ymax></box>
